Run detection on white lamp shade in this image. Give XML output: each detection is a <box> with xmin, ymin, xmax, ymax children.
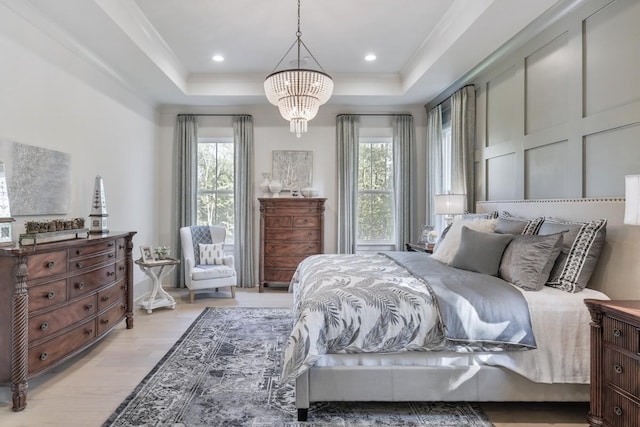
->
<box><xmin>434</xmin><ymin>194</ymin><xmax>466</xmax><ymax>215</ymax></box>
<box><xmin>624</xmin><ymin>174</ymin><xmax>640</xmax><ymax>225</ymax></box>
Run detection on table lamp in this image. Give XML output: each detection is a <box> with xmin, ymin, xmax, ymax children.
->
<box><xmin>624</xmin><ymin>175</ymin><xmax>640</xmax><ymax>225</ymax></box>
<box><xmin>434</xmin><ymin>193</ymin><xmax>466</xmax><ymax>226</ymax></box>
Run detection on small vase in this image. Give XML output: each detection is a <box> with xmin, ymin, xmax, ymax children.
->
<box><xmin>269</xmin><ymin>179</ymin><xmax>283</xmax><ymax>197</ymax></box>
<box><xmin>259</xmin><ymin>173</ymin><xmax>271</xmax><ymax>196</ymax></box>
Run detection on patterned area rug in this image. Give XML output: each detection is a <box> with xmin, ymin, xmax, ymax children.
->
<box><xmin>103</xmin><ymin>307</ymin><xmax>494</xmax><ymax>427</ymax></box>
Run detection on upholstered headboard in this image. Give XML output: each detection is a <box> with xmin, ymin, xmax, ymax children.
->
<box><xmin>477</xmin><ymin>198</ymin><xmax>640</xmax><ymax>300</ymax></box>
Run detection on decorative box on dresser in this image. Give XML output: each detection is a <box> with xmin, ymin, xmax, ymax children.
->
<box><xmin>585</xmin><ymin>299</ymin><xmax>640</xmax><ymax>427</ymax></box>
<box><xmin>259</xmin><ymin>198</ymin><xmax>325</xmax><ymax>292</ymax></box>
<box><xmin>0</xmin><ymin>231</ymin><xmax>136</xmax><ymax>411</ymax></box>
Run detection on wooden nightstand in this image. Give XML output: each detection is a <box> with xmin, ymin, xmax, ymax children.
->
<box><xmin>405</xmin><ymin>242</ymin><xmax>434</xmax><ymax>253</ymax></box>
<box><xmin>584</xmin><ymin>299</ymin><xmax>640</xmax><ymax>427</ymax></box>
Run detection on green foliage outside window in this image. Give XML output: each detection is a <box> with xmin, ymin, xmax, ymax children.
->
<box><xmin>358</xmin><ymin>139</ymin><xmax>394</xmax><ymax>242</ymax></box>
<box><xmin>197</xmin><ymin>140</ymin><xmax>234</xmax><ymax>241</ymax></box>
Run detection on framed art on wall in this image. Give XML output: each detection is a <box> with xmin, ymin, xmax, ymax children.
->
<box><xmin>272</xmin><ymin>150</ymin><xmax>313</xmax><ymax>192</ymax></box>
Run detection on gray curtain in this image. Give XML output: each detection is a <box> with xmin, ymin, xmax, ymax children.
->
<box><xmin>233</xmin><ymin>115</ymin><xmax>256</xmax><ymax>288</ymax></box>
<box><xmin>451</xmin><ymin>85</ymin><xmax>476</xmax><ymax>212</ymax></box>
<box><xmin>174</xmin><ymin>115</ymin><xmax>198</xmax><ymax>287</ymax></box>
<box><xmin>426</xmin><ymin>105</ymin><xmax>443</xmax><ymax>230</ymax></box>
<box><xmin>392</xmin><ymin>114</ymin><xmax>415</xmax><ymax>250</ymax></box>
<box><xmin>336</xmin><ymin>115</ymin><xmax>359</xmax><ymax>254</ymax></box>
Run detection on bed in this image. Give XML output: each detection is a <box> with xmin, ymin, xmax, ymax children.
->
<box><xmin>284</xmin><ymin>198</ymin><xmax>640</xmax><ymax>421</ymax></box>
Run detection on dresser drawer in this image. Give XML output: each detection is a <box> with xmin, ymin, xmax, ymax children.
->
<box><xmin>265</xmin><ymin>256</ymin><xmax>310</xmax><ymax>268</ymax></box>
<box><xmin>264</xmin><ymin>228</ymin><xmax>319</xmax><ymax>241</ymax></box>
<box><xmin>97</xmin><ymin>302</ymin><xmax>127</xmax><ymax>335</ymax></box>
<box><xmin>98</xmin><ymin>280</ymin><xmax>126</xmax><ymax>311</ymax></box>
<box><xmin>604</xmin><ymin>347</ymin><xmax>640</xmax><ymax>395</ymax></box>
<box><xmin>28</xmin><ymin>318</ymin><xmax>96</xmax><ymax>375</ymax></box>
<box><xmin>28</xmin><ymin>294</ymin><xmax>97</xmax><ymax>342</ymax></box>
<box><xmin>264</xmin><ymin>269</ymin><xmax>296</xmax><ymax>283</ymax></box>
<box><xmin>603</xmin><ymin>385</ymin><xmax>640</xmax><ymax>427</ymax></box>
<box><xmin>116</xmin><ymin>237</ymin><xmax>127</xmax><ymax>259</ymax></box>
<box><xmin>264</xmin><ymin>242</ymin><xmax>320</xmax><ymax>255</ymax></box>
<box><xmin>26</xmin><ymin>251</ymin><xmax>68</xmax><ymax>280</ymax></box>
<box><xmin>68</xmin><ymin>250</ymin><xmax>116</xmax><ymax>272</ymax></box>
<box><xmin>28</xmin><ymin>280</ymin><xmax>67</xmax><ymax>312</ymax></box>
<box><xmin>69</xmin><ymin>265</ymin><xmax>117</xmax><ymax>299</ymax></box>
<box><xmin>70</xmin><ymin>240</ymin><xmax>117</xmax><ymax>258</ymax></box>
<box><xmin>603</xmin><ymin>316</ymin><xmax>639</xmax><ymax>353</ymax></box>
<box><xmin>115</xmin><ymin>259</ymin><xmax>128</xmax><ymax>280</ymax></box>
<box><xmin>293</xmin><ymin>216</ymin><xmax>320</xmax><ymax>227</ymax></box>
<box><xmin>265</xmin><ymin>216</ymin><xmax>292</xmax><ymax>228</ymax></box>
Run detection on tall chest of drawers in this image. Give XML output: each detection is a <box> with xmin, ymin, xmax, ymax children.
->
<box><xmin>0</xmin><ymin>231</ymin><xmax>136</xmax><ymax>411</ymax></box>
<box><xmin>259</xmin><ymin>198</ymin><xmax>325</xmax><ymax>292</ymax></box>
<box><xmin>585</xmin><ymin>299</ymin><xmax>640</xmax><ymax>427</ymax></box>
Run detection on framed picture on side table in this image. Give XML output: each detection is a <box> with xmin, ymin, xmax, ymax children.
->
<box><xmin>140</xmin><ymin>245</ymin><xmax>154</xmax><ymax>263</ymax></box>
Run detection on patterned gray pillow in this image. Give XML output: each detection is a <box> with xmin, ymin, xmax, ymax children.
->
<box><xmin>499</xmin><ymin>233</ymin><xmax>564</xmax><ymax>291</ymax></box>
<box><xmin>496</xmin><ymin>212</ymin><xmax>544</xmax><ymax>235</ymax></box>
<box><xmin>537</xmin><ymin>218</ymin><xmax>607</xmax><ymax>293</ymax></box>
<box><xmin>450</xmin><ymin>226</ymin><xmax>513</xmax><ymax>276</ymax></box>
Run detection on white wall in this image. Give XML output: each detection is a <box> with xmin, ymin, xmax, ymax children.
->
<box><xmin>0</xmin><ymin>4</ymin><xmax>158</xmax><ymax>298</ymax></box>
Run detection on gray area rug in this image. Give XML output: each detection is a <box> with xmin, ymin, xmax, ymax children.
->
<box><xmin>103</xmin><ymin>307</ymin><xmax>494</xmax><ymax>426</ymax></box>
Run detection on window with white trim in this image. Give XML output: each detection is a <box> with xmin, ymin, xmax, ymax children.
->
<box><xmin>357</xmin><ymin>137</ymin><xmax>395</xmax><ymax>244</ymax></box>
<box><xmin>197</xmin><ymin>137</ymin><xmax>234</xmax><ymax>243</ymax></box>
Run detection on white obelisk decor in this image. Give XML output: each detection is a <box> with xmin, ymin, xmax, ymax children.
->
<box><xmin>0</xmin><ymin>162</ymin><xmax>15</xmax><ymax>244</ymax></box>
<box><xmin>89</xmin><ymin>175</ymin><xmax>109</xmax><ymax>234</ymax></box>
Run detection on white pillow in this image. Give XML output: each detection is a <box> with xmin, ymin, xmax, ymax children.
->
<box><xmin>199</xmin><ymin>243</ymin><xmax>224</xmax><ymax>265</ymax></box>
<box><xmin>431</xmin><ymin>218</ymin><xmax>498</xmax><ymax>264</ymax></box>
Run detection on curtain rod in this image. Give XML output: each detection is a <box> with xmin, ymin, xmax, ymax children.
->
<box><xmin>425</xmin><ymin>84</ymin><xmax>475</xmax><ymax>111</ymax></box>
<box><xmin>177</xmin><ymin>114</ymin><xmax>252</xmax><ymax>117</ymax></box>
<box><xmin>336</xmin><ymin>113</ymin><xmax>412</xmax><ymax>117</ymax></box>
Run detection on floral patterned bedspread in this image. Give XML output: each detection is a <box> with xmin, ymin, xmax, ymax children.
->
<box><xmin>280</xmin><ymin>254</ymin><xmax>444</xmax><ymax>383</ymax></box>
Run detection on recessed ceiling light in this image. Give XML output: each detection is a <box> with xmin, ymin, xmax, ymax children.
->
<box><xmin>212</xmin><ymin>55</ymin><xmax>224</xmax><ymax>62</ymax></box>
<box><xmin>365</xmin><ymin>54</ymin><xmax>376</xmax><ymax>62</ymax></box>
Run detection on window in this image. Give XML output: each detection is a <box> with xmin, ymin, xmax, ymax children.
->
<box><xmin>197</xmin><ymin>137</ymin><xmax>234</xmax><ymax>243</ymax></box>
<box><xmin>357</xmin><ymin>137</ymin><xmax>394</xmax><ymax>243</ymax></box>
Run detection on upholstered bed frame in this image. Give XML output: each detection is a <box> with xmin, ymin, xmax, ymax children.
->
<box><xmin>294</xmin><ymin>198</ymin><xmax>639</xmax><ymax>420</ymax></box>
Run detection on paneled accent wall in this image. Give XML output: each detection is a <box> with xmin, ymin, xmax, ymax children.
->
<box><xmin>472</xmin><ymin>0</ymin><xmax>640</xmax><ymax>201</ymax></box>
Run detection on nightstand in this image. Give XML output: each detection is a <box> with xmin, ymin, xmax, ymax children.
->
<box><xmin>584</xmin><ymin>299</ymin><xmax>640</xmax><ymax>427</ymax></box>
<box><xmin>405</xmin><ymin>242</ymin><xmax>433</xmax><ymax>253</ymax></box>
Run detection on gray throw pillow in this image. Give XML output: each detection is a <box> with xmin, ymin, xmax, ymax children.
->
<box><xmin>450</xmin><ymin>226</ymin><xmax>513</xmax><ymax>276</ymax></box>
<box><xmin>499</xmin><ymin>233</ymin><xmax>564</xmax><ymax>291</ymax></box>
<box><xmin>495</xmin><ymin>215</ymin><xmax>544</xmax><ymax>235</ymax></box>
<box><xmin>537</xmin><ymin>218</ymin><xmax>607</xmax><ymax>293</ymax></box>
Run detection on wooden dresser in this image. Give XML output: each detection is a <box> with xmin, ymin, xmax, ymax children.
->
<box><xmin>585</xmin><ymin>299</ymin><xmax>640</xmax><ymax>427</ymax></box>
<box><xmin>258</xmin><ymin>198</ymin><xmax>325</xmax><ymax>292</ymax></box>
<box><xmin>0</xmin><ymin>231</ymin><xmax>136</xmax><ymax>411</ymax></box>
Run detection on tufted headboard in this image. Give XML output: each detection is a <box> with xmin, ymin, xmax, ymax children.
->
<box><xmin>477</xmin><ymin>198</ymin><xmax>640</xmax><ymax>300</ymax></box>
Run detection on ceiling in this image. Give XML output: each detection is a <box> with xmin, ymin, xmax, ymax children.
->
<box><xmin>6</xmin><ymin>0</ymin><xmax>582</xmax><ymax>107</ymax></box>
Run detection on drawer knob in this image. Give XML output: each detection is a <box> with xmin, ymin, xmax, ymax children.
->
<box><xmin>76</xmin><ymin>262</ymin><xmax>84</xmax><ymax>268</ymax></box>
<box><xmin>40</xmin><ymin>322</ymin><xmax>49</xmax><ymax>331</ymax></box>
<box><xmin>102</xmin><ymin>296</ymin><xmax>110</xmax><ymax>302</ymax></box>
<box><xmin>85</xmin><ymin>304</ymin><xmax>94</xmax><ymax>310</ymax></box>
<box><xmin>75</xmin><ymin>282</ymin><xmax>85</xmax><ymax>290</ymax></box>
<box><xmin>76</xmin><ymin>249</ymin><xmax>82</xmax><ymax>255</ymax></box>
<box><xmin>101</xmin><ymin>319</ymin><xmax>109</xmax><ymax>325</ymax></box>
<box><xmin>613</xmin><ymin>328</ymin><xmax>621</xmax><ymax>337</ymax></box>
<box><xmin>108</xmin><ymin>242</ymin><xmax>114</xmax><ymax>247</ymax></box>
<box><xmin>614</xmin><ymin>364</ymin><xmax>623</xmax><ymax>374</ymax></box>
<box><xmin>303</xmin><ymin>219</ymin><xmax>309</xmax><ymax>224</ymax></box>
<box><xmin>47</xmin><ymin>261</ymin><xmax>56</xmax><ymax>269</ymax></box>
<box><xmin>40</xmin><ymin>352</ymin><xmax>48</xmax><ymax>361</ymax></box>
<box><xmin>108</xmin><ymin>253</ymin><xmax>114</xmax><ymax>258</ymax></box>
<box><xmin>107</xmin><ymin>271</ymin><xmax>115</xmax><ymax>277</ymax></box>
<box><xmin>85</xmin><ymin>328</ymin><xmax>94</xmax><ymax>335</ymax></box>
<box><xmin>119</xmin><ymin>265</ymin><xmax>126</xmax><ymax>271</ymax></box>
<box><xmin>614</xmin><ymin>406</ymin><xmax>623</xmax><ymax>416</ymax></box>
<box><xmin>119</xmin><ymin>244</ymin><xmax>125</xmax><ymax>250</ymax></box>
<box><xmin>47</xmin><ymin>291</ymin><xmax>55</xmax><ymax>300</ymax></box>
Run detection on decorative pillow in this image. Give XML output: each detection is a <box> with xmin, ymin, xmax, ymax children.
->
<box><xmin>199</xmin><ymin>243</ymin><xmax>225</xmax><ymax>265</ymax></box>
<box><xmin>537</xmin><ymin>218</ymin><xmax>607</xmax><ymax>293</ymax></box>
<box><xmin>431</xmin><ymin>218</ymin><xmax>498</xmax><ymax>265</ymax></box>
<box><xmin>450</xmin><ymin>226</ymin><xmax>513</xmax><ymax>276</ymax></box>
<box><xmin>499</xmin><ymin>233</ymin><xmax>564</xmax><ymax>291</ymax></box>
<box><xmin>461</xmin><ymin>211</ymin><xmax>499</xmax><ymax>220</ymax></box>
<box><xmin>495</xmin><ymin>212</ymin><xmax>544</xmax><ymax>235</ymax></box>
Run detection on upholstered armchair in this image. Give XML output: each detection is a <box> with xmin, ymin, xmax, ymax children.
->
<box><xmin>179</xmin><ymin>225</ymin><xmax>237</xmax><ymax>303</ymax></box>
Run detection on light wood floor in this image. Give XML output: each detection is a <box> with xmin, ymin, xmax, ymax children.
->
<box><xmin>0</xmin><ymin>287</ymin><xmax>589</xmax><ymax>427</ymax></box>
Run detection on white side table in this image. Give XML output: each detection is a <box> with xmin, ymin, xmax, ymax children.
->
<box><xmin>135</xmin><ymin>257</ymin><xmax>180</xmax><ymax>314</ymax></box>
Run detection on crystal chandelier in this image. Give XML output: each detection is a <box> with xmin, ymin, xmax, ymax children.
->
<box><xmin>264</xmin><ymin>0</ymin><xmax>333</xmax><ymax>137</ymax></box>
